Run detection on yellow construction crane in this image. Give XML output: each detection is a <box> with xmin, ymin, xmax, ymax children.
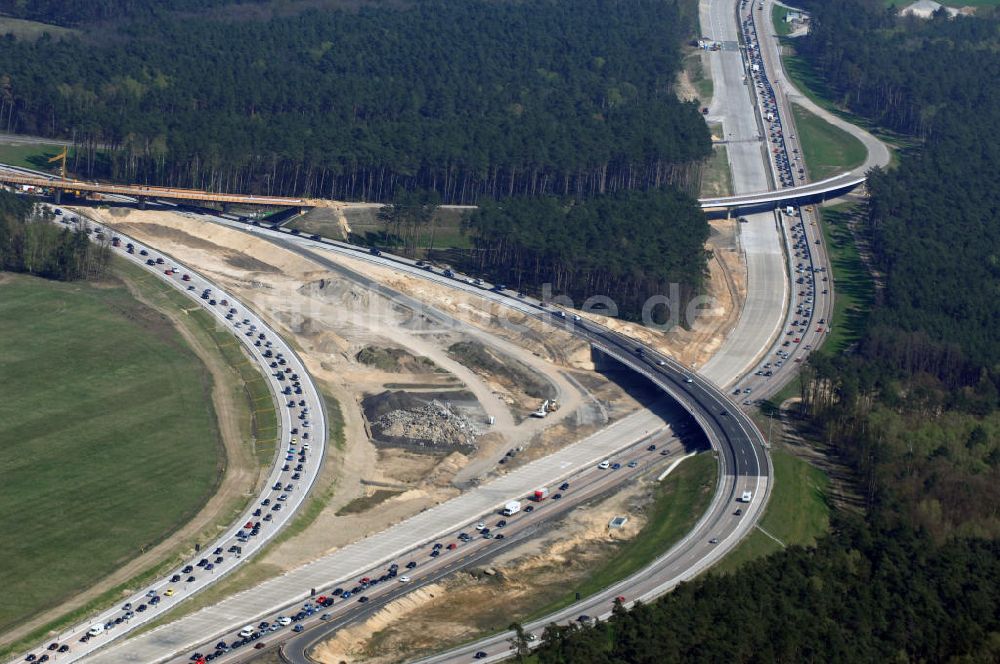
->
<box><xmin>48</xmin><ymin>147</ymin><xmax>68</xmax><ymax>179</ymax></box>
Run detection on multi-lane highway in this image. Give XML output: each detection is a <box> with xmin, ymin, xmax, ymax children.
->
<box><xmin>10</xmin><ymin>213</ymin><xmax>328</xmax><ymax>664</ymax></box>
<box><xmin>698</xmin><ymin>0</ymin><xmax>786</xmax><ymax>391</ymax></box>
<box><xmin>69</xmin><ymin>220</ymin><xmax>768</xmax><ymax>663</ymax></box>
<box><xmin>50</xmin><ymin>2</ymin><xmax>801</xmax><ymax>649</ymax></box>
<box><xmin>3</xmin><ymin>1</ymin><xmax>893</xmax><ymax>660</ymax></box>
<box><xmin>13</xmin><ymin>215</ymin><xmax>736</xmax><ymax>662</ymax></box>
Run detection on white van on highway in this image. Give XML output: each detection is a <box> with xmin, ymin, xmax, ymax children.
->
<box><xmin>87</xmin><ymin>624</ymin><xmax>104</xmax><ymax>637</ymax></box>
<box><xmin>741</xmin><ymin>491</ymin><xmax>753</xmax><ymax>503</ymax></box>
<box><xmin>239</xmin><ymin>625</ymin><xmax>254</xmax><ymax>638</ymax></box>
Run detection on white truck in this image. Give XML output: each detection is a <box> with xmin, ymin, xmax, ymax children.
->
<box><xmin>502</xmin><ymin>500</ymin><xmax>521</xmax><ymax>516</ymax></box>
<box><xmin>741</xmin><ymin>490</ymin><xmax>753</xmax><ymax>503</ymax></box>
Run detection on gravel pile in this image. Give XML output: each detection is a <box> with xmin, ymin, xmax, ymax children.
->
<box><xmin>373</xmin><ymin>399</ymin><xmax>481</xmax><ymax>449</ymax></box>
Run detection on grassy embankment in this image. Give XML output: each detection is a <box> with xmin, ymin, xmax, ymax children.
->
<box><xmin>336</xmin><ymin>490</ymin><xmax>402</xmax><ymax>516</ymax></box>
<box><xmin>524</xmin><ymin>453</ymin><xmax>718</xmax><ymax>620</ymax></box>
<box><xmin>684</xmin><ymin>49</ymin><xmax>713</xmax><ymax>104</ymax></box>
<box><xmin>772</xmin><ymin>5</ymin><xmax>793</xmax><ymax>37</ymax></box>
<box><xmin>0</xmin><ymin>272</ymin><xmax>222</xmax><ymax>635</ymax></box>
<box><xmin>734</xmin><ymin>201</ymin><xmax>874</xmax><ymax>568</ymax></box>
<box><xmin>814</xmin><ymin>203</ymin><xmax>875</xmax><ymax>356</ymax></box>
<box><xmin>791</xmin><ymin>104</ymin><xmax>867</xmax><ymax>181</ymax></box>
<box><xmin>700</xmin><ymin>141</ymin><xmax>733</xmax><ymax>198</ymax></box>
<box><xmin>447</xmin><ymin>340</ymin><xmax>554</xmax><ymax>400</ymax></box>
<box><xmin>712</xmin><ymin>449</ymin><xmax>829</xmax><ymax>571</ymax></box>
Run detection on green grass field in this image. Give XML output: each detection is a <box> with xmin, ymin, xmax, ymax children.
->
<box><xmin>700</xmin><ymin>144</ymin><xmax>733</xmax><ymax>197</ymax></box>
<box><xmin>792</xmin><ymin>103</ymin><xmax>867</xmax><ymax>180</ymax></box>
<box><xmin>116</xmin><ymin>262</ymin><xmax>277</xmax><ymax>463</ymax></box>
<box><xmin>713</xmin><ymin>449</ymin><xmax>829</xmax><ymax>572</ymax></box>
<box><xmin>0</xmin><ymin>142</ymin><xmax>66</xmax><ymax>170</ymax></box>
<box><xmin>816</xmin><ymin>203</ymin><xmax>875</xmax><ymax>356</ymax></box>
<box><xmin>133</xmin><ymin>391</ymin><xmax>346</xmax><ymax>636</ymax></box>
<box><xmin>0</xmin><ymin>272</ymin><xmax>223</xmax><ymax>634</ymax></box>
<box><xmin>345</xmin><ymin>206</ymin><xmax>475</xmax><ymax>252</ymax></box>
<box><xmin>190</xmin><ymin>308</ymin><xmax>278</xmax><ymax>463</ymax></box>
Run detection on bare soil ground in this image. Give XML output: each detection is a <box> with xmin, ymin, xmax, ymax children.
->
<box><xmin>80</xmin><ymin>208</ymin><xmax>634</xmax><ymax>574</ymax></box>
<box><xmin>288</xmin><ymin>204</ymin><xmax>352</xmax><ymax>239</ymax></box>
<box><xmin>73</xmin><ymin>207</ymin><xmax>748</xmax><ymax>641</ymax></box>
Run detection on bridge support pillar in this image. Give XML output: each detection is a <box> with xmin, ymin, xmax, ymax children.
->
<box><xmin>138</xmin><ymin>196</ymin><xmax>148</xmax><ymax>210</ymax></box>
<box><xmin>222</xmin><ymin>203</ymin><xmax>232</xmax><ymax>214</ymax></box>
<box><xmin>591</xmin><ymin>346</ymin><xmax>631</xmax><ymax>374</ymax></box>
<box><xmin>53</xmin><ymin>189</ymin><xmax>62</xmax><ymax>205</ymax></box>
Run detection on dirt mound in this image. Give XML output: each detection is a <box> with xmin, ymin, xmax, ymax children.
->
<box><xmin>364</xmin><ymin>391</ymin><xmax>482</xmax><ymax>451</ymax></box>
<box><xmin>447</xmin><ymin>340</ymin><xmax>554</xmax><ymax>400</ymax></box>
<box><xmin>356</xmin><ymin>346</ymin><xmax>438</xmax><ymax>373</ymax></box>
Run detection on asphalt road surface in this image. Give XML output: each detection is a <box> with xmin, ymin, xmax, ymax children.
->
<box><xmin>4</xmin><ymin>0</ymin><xmax>890</xmax><ymax>657</ymax></box>
<box><xmin>98</xmin><ymin>217</ymin><xmax>764</xmax><ymax>664</ymax></box>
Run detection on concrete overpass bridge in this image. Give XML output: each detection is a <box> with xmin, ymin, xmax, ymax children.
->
<box><xmin>699</xmin><ymin>171</ymin><xmax>867</xmax><ymax>215</ymax></box>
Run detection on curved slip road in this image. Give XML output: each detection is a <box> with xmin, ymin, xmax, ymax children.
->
<box><xmin>67</xmin><ymin>215</ymin><xmax>769</xmax><ymax>664</ymax></box>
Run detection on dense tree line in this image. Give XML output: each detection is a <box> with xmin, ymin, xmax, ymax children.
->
<box><xmin>522</xmin><ymin>5</ymin><xmax>1000</xmax><ymax>660</ymax></box>
<box><xmin>787</xmin><ymin>0</ymin><xmax>1000</xmax><ymax>539</ymax></box>
<box><xmin>0</xmin><ymin>191</ymin><xmax>109</xmax><ymax>280</ymax></box>
<box><xmin>0</xmin><ymin>0</ymin><xmax>710</xmax><ymax>203</ymax></box>
<box><xmin>463</xmin><ymin>190</ymin><xmax>709</xmax><ymax>323</ymax></box>
<box><xmin>794</xmin><ymin>0</ymin><xmax>1000</xmax><ymax>138</ymax></box>
<box><xmin>0</xmin><ymin>0</ymin><xmax>271</xmax><ymax>26</ymax></box>
<box><xmin>530</xmin><ymin>522</ymin><xmax>1000</xmax><ymax>664</ymax></box>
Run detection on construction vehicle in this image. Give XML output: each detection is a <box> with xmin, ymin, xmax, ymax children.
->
<box><xmin>48</xmin><ymin>147</ymin><xmax>68</xmax><ymax>179</ymax></box>
<box><xmin>531</xmin><ymin>400</ymin><xmax>550</xmax><ymax>418</ymax></box>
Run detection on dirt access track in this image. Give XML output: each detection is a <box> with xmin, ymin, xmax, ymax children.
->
<box><xmin>80</xmin><ymin>208</ymin><xmax>686</xmax><ymax>575</ymax></box>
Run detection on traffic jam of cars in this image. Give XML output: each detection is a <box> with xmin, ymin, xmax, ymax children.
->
<box><xmin>22</xmin><ymin>212</ymin><xmax>325</xmax><ymax>663</ymax></box>
<box><xmin>180</xmin><ymin>444</ymin><xmax>674</xmax><ymax>664</ymax></box>
<box><xmin>741</xmin><ymin>0</ymin><xmax>804</xmax><ymax>189</ymax></box>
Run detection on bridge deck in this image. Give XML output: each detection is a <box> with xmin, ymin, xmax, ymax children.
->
<box><xmin>0</xmin><ymin>172</ymin><xmax>307</xmax><ymax>207</ymax></box>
